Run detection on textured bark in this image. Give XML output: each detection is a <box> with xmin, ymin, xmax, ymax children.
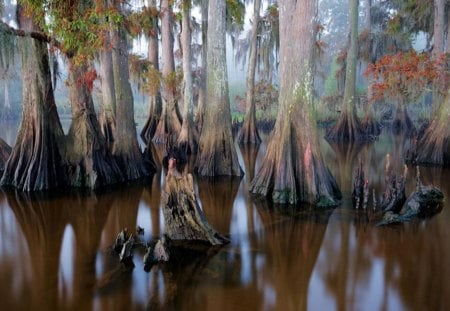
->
<box><xmin>177</xmin><ymin>4</ymin><xmax>199</xmax><ymax>154</ymax></box>
<box><xmin>0</xmin><ymin>138</ymin><xmax>11</xmax><ymax>173</ymax></box>
<box><xmin>196</xmin><ymin>0</ymin><xmax>243</xmax><ymax>176</ymax></box>
<box><xmin>326</xmin><ymin>0</ymin><xmax>366</xmax><ymax>142</ymax></box>
<box><xmin>414</xmin><ymin>90</ymin><xmax>450</xmax><ymax>167</ymax></box>
<box><xmin>65</xmin><ymin>62</ymin><xmax>123</xmax><ymax>188</ymax></box>
<box><xmin>1</xmin><ymin>7</ymin><xmax>66</xmax><ymax>191</ymax></box>
<box><xmin>433</xmin><ymin>0</ymin><xmax>445</xmax><ymax>58</ymax></box>
<box><xmin>111</xmin><ymin>3</ymin><xmax>152</xmax><ymax>179</ymax></box>
<box><xmin>162</xmin><ymin>171</ymin><xmax>229</xmax><ymax>245</ymax></box>
<box><xmin>250</xmin><ymin>0</ymin><xmax>341</xmax><ymax>206</ymax></box>
<box><xmin>98</xmin><ymin>37</ymin><xmax>116</xmax><ymax>143</ymax></box>
<box><xmin>194</xmin><ymin>0</ymin><xmax>208</xmax><ymax>133</ymax></box>
<box><xmin>237</xmin><ymin>0</ymin><xmax>261</xmax><ymax>145</ymax></box>
<box><xmin>153</xmin><ymin>0</ymin><xmax>182</xmax><ymax>144</ymax></box>
<box><xmin>141</xmin><ymin>0</ymin><xmax>162</xmax><ymax>144</ymax></box>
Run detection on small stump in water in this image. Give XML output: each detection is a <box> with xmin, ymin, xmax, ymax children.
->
<box><xmin>162</xmin><ymin>157</ymin><xmax>229</xmax><ymax>245</ymax></box>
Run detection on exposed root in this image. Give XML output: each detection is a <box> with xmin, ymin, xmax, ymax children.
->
<box><xmin>0</xmin><ymin>138</ymin><xmax>11</xmax><ymax>173</ymax></box>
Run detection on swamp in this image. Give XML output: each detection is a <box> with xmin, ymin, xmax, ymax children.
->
<box><xmin>0</xmin><ymin>0</ymin><xmax>449</xmax><ymax>310</ymax></box>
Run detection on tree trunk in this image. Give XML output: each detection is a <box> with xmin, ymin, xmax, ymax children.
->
<box><xmin>1</xmin><ymin>6</ymin><xmax>66</xmax><ymax>191</ymax></box>
<box><xmin>0</xmin><ymin>138</ymin><xmax>11</xmax><ymax>173</ymax></box>
<box><xmin>65</xmin><ymin>61</ymin><xmax>123</xmax><ymax>188</ymax></box>
<box><xmin>237</xmin><ymin>0</ymin><xmax>261</xmax><ymax>145</ymax></box>
<box><xmin>111</xmin><ymin>3</ymin><xmax>152</xmax><ymax>180</ymax></box>
<box><xmin>2</xmin><ymin>81</ymin><xmax>11</xmax><ymax>120</ymax></box>
<box><xmin>326</xmin><ymin>0</ymin><xmax>366</xmax><ymax>142</ymax></box>
<box><xmin>415</xmin><ymin>90</ymin><xmax>450</xmax><ymax>167</ymax></box>
<box><xmin>250</xmin><ymin>0</ymin><xmax>341</xmax><ymax>206</ymax></box>
<box><xmin>433</xmin><ymin>0</ymin><xmax>445</xmax><ymax>58</ymax></box>
<box><xmin>141</xmin><ymin>0</ymin><xmax>162</xmax><ymax>144</ymax></box>
<box><xmin>98</xmin><ymin>37</ymin><xmax>116</xmax><ymax>143</ymax></box>
<box><xmin>177</xmin><ymin>3</ymin><xmax>199</xmax><ymax>154</ymax></box>
<box><xmin>153</xmin><ymin>0</ymin><xmax>182</xmax><ymax>144</ymax></box>
<box><xmin>392</xmin><ymin>100</ymin><xmax>415</xmax><ymax>134</ymax></box>
<box><xmin>194</xmin><ymin>0</ymin><xmax>208</xmax><ymax>133</ymax></box>
<box><xmin>195</xmin><ymin>0</ymin><xmax>243</xmax><ymax>177</ymax></box>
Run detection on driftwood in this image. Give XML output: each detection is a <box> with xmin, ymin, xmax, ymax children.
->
<box><xmin>377</xmin><ymin>167</ymin><xmax>444</xmax><ymax>226</ymax></box>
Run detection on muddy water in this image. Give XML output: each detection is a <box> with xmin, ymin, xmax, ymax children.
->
<box><xmin>1</xmin><ymin>124</ymin><xmax>450</xmax><ymax>311</ymax></box>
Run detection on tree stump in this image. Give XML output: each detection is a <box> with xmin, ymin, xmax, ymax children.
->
<box><xmin>162</xmin><ymin>170</ymin><xmax>229</xmax><ymax>246</ymax></box>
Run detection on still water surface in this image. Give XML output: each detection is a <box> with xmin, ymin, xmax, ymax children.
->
<box><xmin>0</xmin><ymin>120</ymin><xmax>449</xmax><ymax>311</ymax></box>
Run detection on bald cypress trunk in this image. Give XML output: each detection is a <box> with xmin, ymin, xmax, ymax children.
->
<box><xmin>98</xmin><ymin>37</ymin><xmax>116</xmax><ymax>143</ymax></box>
<box><xmin>196</xmin><ymin>0</ymin><xmax>242</xmax><ymax>177</ymax></box>
<box><xmin>432</xmin><ymin>0</ymin><xmax>446</xmax><ymax>112</ymax></box>
<box><xmin>237</xmin><ymin>0</ymin><xmax>261</xmax><ymax>145</ymax></box>
<box><xmin>194</xmin><ymin>0</ymin><xmax>208</xmax><ymax>133</ymax></box>
<box><xmin>65</xmin><ymin>61</ymin><xmax>123</xmax><ymax>188</ymax></box>
<box><xmin>1</xmin><ymin>7</ymin><xmax>66</xmax><ymax>191</ymax></box>
<box><xmin>111</xmin><ymin>3</ymin><xmax>151</xmax><ymax>179</ymax></box>
<box><xmin>153</xmin><ymin>0</ymin><xmax>182</xmax><ymax>144</ymax></box>
<box><xmin>177</xmin><ymin>2</ymin><xmax>199</xmax><ymax>154</ymax></box>
<box><xmin>0</xmin><ymin>138</ymin><xmax>11</xmax><ymax>173</ymax></box>
<box><xmin>250</xmin><ymin>0</ymin><xmax>341</xmax><ymax>206</ymax></box>
<box><xmin>141</xmin><ymin>0</ymin><xmax>162</xmax><ymax>143</ymax></box>
<box><xmin>326</xmin><ymin>0</ymin><xmax>366</xmax><ymax>142</ymax></box>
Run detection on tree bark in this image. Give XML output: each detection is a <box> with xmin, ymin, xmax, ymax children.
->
<box><xmin>177</xmin><ymin>3</ymin><xmax>199</xmax><ymax>154</ymax></box>
<box><xmin>65</xmin><ymin>61</ymin><xmax>123</xmax><ymax>188</ymax></box>
<box><xmin>1</xmin><ymin>6</ymin><xmax>66</xmax><ymax>191</ymax></box>
<box><xmin>196</xmin><ymin>0</ymin><xmax>243</xmax><ymax>177</ymax></box>
<box><xmin>153</xmin><ymin>0</ymin><xmax>182</xmax><ymax>144</ymax></box>
<box><xmin>141</xmin><ymin>0</ymin><xmax>162</xmax><ymax>143</ymax></box>
<box><xmin>326</xmin><ymin>0</ymin><xmax>366</xmax><ymax>142</ymax></box>
<box><xmin>0</xmin><ymin>138</ymin><xmax>11</xmax><ymax>173</ymax></box>
<box><xmin>194</xmin><ymin>0</ymin><xmax>208</xmax><ymax>133</ymax></box>
<box><xmin>162</xmin><ymin>171</ymin><xmax>229</xmax><ymax>245</ymax></box>
<box><xmin>237</xmin><ymin>0</ymin><xmax>262</xmax><ymax>145</ymax></box>
<box><xmin>250</xmin><ymin>0</ymin><xmax>341</xmax><ymax>206</ymax></box>
<box><xmin>98</xmin><ymin>33</ymin><xmax>117</xmax><ymax>143</ymax></box>
<box><xmin>111</xmin><ymin>2</ymin><xmax>152</xmax><ymax>180</ymax></box>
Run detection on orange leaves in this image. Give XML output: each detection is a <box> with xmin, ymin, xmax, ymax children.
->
<box><xmin>77</xmin><ymin>67</ymin><xmax>98</xmax><ymax>92</ymax></box>
<box><xmin>365</xmin><ymin>51</ymin><xmax>450</xmax><ymax>103</ymax></box>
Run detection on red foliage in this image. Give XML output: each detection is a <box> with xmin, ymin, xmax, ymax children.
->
<box><xmin>365</xmin><ymin>51</ymin><xmax>449</xmax><ymax>103</ymax></box>
<box><xmin>77</xmin><ymin>68</ymin><xmax>98</xmax><ymax>92</ymax></box>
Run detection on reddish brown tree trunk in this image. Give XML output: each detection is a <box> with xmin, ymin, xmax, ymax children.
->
<box><xmin>153</xmin><ymin>0</ymin><xmax>182</xmax><ymax>144</ymax></box>
<box><xmin>141</xmin><ymin>0</ymin><xmax>162</xmax><ymax>143</ymax></box>
<box><xmin>1</xmin><ymin>6</ymin><xmax>66</xmax><ymax>191</ymax></box>
<box><xmin>250</xmin><ymin>0</ymin><xmax>341</xmax><ymax>206</ymax></box>
<box><xmin>111</xmin><ymin>2</ymin><xmax>152</xmax><ymax>179</ymax></box>
<box><xmin>65</xmin><ymin>61</ymin><xmax>123</xmax><ymax>188</ymax></box>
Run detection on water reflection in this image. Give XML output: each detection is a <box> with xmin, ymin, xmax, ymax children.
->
<box><xmin>0</xmin><ymin>127</ymin><xmax>450</xmax><ymax>310</ymax></box>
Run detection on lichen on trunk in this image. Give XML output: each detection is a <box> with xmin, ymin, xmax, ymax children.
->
<box><xmin>111</xmin><ymin>5</ymin><xmax>152</xmax><ymax>179</ymax></box>
<box><xmin>250</xmin><ymin>0</ymin><xmax>341</xmax><ymax>207</ymax></box>
<box><xmin>1</xmin><ymin>8</ymin><xmax>66</xmax><ymax>191</ymax></box>
<box><xmin>196</xmin><ymin>0</ymin><xmax>242</xmax><ymax>177</ymax></box>
<box><xmin>65</xmin><ymin>62</ymin><xmax>123</xmax><ymax>188</ymax></box>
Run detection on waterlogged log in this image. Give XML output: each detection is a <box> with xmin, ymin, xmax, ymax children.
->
<box><xmin>0</xmin><ymin>138</ymin><xmax>11</xmax><ymax>173</ymax></box>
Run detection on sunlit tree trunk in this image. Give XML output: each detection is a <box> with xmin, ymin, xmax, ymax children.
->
<box><xmin>141</xmin><ymin>0</ymin><xmax>162</xmax><ymax>143</ymax></box>
<box><xmin>1</xmin><ymin>6</ymin><xmax>66</xmax><ymax>191</ymax></box>
<box><xmin>194</xmin><ymin>0</ymin><xmax>208</xmax><ymax>133</ymax></box>
<box><xmin>153</xmin><ymin>0</ymin><xmax>182</xmax><ymax>144</ymax></box>
<box><xmin>250</xmin><ymin>0</ymin><xmax>341</xmax><ymax>206</ymax></box>
<box><xmin>177</xmin><ymin>1</ymin><xmax>199</xmax><ymax>153</ymax></box>
<box><xmin>237</xmin><ymin>0</ymin><xmax>261</xmax><ymax>145</ymax></box>
<box><xmin>326</xmin><ymin>0</ymin><xmax>366</xmax><ymax>142</ymax></box>
<box><xmin>195</xmin><ymin>0</ymin><xmax>243</xmax><ymax>176</ymax></box>
<box><xmin>65</xmin><ymin>61</ymin><xmax>123</xmax><ymax>188</ymax></box>
<box><xmin>111</xmin><ymin>1</ymin><xmax>151</xmax><ymax>179</ymax></box>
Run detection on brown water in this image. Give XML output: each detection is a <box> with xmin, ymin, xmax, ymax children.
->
<box><xmin>1</xmin><ymin>122</ymin><xmax>450</xmax><ymax>311</ymax></box>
